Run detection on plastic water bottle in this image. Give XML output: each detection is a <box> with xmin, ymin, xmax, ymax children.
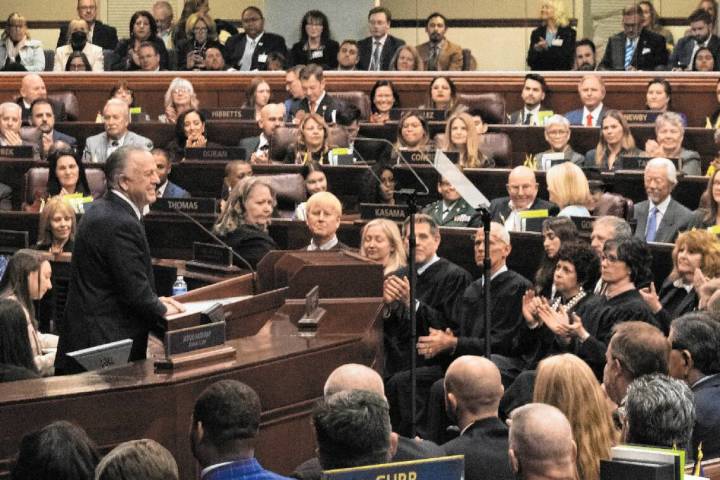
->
<box><xmin>172</xmin><ymin>275</ymin><xmax>188</xmax><ymax>296</ymax></box>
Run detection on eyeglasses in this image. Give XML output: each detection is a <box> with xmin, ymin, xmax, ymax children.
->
<box><xmin>601</xmin><ymin>253</ymin><xmax>621</xmax><ymax>263</ymax></box>
<box><xmin>546</xmin><ymin>129</ymin><xmax>568</xmax><ymax>136</ymax></box>
<box><xmin>193</xmin><ymin>27</ymin><xmax>208</xmax><ymax>33</ymax></box>
<box><xmin>243</xmin><ymin>17</ymin><xmax>262</xmax><ymax>23</ymax></box>
<box><xmin>507</xmin><ymin>184</ymin><xmax>535</xmax><ymax>193</ymax></box>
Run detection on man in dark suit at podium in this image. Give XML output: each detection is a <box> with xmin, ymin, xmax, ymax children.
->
<box><xmin>57</xmin><ymin>0</ymin><xmax>118</xmax><ymax>50</ymax></box>
<box><xmin>357</xmin><ymin>6</ymin><xmax>405</xmax><ymax>71</ymax></box>
<box><xmin>55</xmin><ymin>146</ymin><xmax>184</xmax><ymax>374</ymax></box>
<box><xmin>224</xmin><ymin>6</ymin><xmax>288</xmax><ymax>71</ymax></box>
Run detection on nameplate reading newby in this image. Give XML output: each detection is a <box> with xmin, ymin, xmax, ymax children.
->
<box><xmin>193</xmin><ymin>242</ymin><xmax>233</xmax><ymax>268</ymax></box>
<box><xmin>0</xmin><ymin>230</ymin><xmax>29</xmax><ymax>254</ymax></box>
<box><xmin>0</xmin><ymin>145</ymin><xmax>33</xmax><ymax>159</ymax></box>
<box><xmin>360</xmin><ymin>203</ymin><xmax>410</xmax><ymax>220</ymax></box>
<box><xmin>165</xmin><ymin>320</ymin><xmax>226</xmax><ymax>356</ymax></box>
<box><xmin>621</xmin><ymin>110</ymin><xmax>661</xmax><ymax>125</ymax></box>
<box><xmin>322</xmin><ymin>455</ymin><xmax>464</xmax><ymax>480</ymax></box>
<box><xmin>151</xmin><ymin>197</ymin><xmax>217</xmax><ymax>214</ymax></box>
<box><xmin>185</xmin><ymin>147</ymin><xmax>247</xmax><ymax>161</ymax></box>
<box><xmin>206</xmin><ymin>108</ymin><xmax>256</xmax><ymax>120</ymax></box>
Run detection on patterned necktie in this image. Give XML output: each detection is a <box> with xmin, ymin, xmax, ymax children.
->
<box><xmin>427</xmin><ymin>45</ymin><xmax>439</xmax><ymax>70</ymax></box>
<box><xmin>370</xmin><ymin>40</ymin><xmax>381</xmax><ymax>70</ymax></box>
<box><xmin>624</xmin><ymin>39</ymin><xmax>636</xmax><ymax>70</ymax></box>
<box><xmin>585</xmin><ymin>114</ymin><xmax>593</xmax><ymax>127</ymax></box>
<box><xmin>646</xmin><ymin>206</ymin><xmax>658</xmax><ymax>242</ymax></box>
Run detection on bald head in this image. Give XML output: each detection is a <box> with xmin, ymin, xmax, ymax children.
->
<box><xmin>20</xmin><ymin>74</ymin><xmax>47</xmax><ymax>104</ymax></box>
<box><xmin>324</xmin><ymin>364</ymin><xmax>385</xmax><ymax>398</ymax></box>
<box><xmin>444</xmin><ymin>356</ymin><xmax>503</xmax><ymax>417</ymax></box>
<box><xmin>507</xmin><ymin>166</ymin><xmax>538</xmax><ymax>210</ymax></box>
<box><xmin>259</xmin><ymin>103</ymin><xmax>286</xmax><ymax>138</ymax></box>
<box><xmin>509</xmin><ymin>403</ymin><xmax>577</xmax><ymax>479</ymax></box>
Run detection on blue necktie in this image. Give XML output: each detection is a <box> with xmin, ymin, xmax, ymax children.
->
<box><xmin>646</xmin><ymin>206</ymin><xmax>658</xmax><ymax>242</ymax></box>
<box><xmin>624</xmin><ymin>40</ymin><xmax>636</xmax><ymax>70</ymax></box>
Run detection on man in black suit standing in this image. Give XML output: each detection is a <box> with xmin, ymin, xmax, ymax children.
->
<box><xmin>54</xmin><ymin>146</ymin><xmax>184</xmax><ymax>374</ymax></box>
<box><xmin>57</xmin><ymin>0</ymin><xmax>118</xmax><ymax>50</ymax></box>
<box><xmin>224</xmin><ymin>6</ymin><xmax>288</xmax><ymax>71</ymax></box>
<box><xmin>669</xmin><ymin>9</ymin><xmax>720</xmax><ymax>70</ymax></box>
<box><xmin>357</xmin><ymin>6</ymin><xmax>405</xmax><ymax>71</ymax></box>
<box><xmin>291</xmin><ymin>64</ymin><xmax>340</xmax><ymax>124</ymax></box>
<box><xmin>599</xmin><ymin>4</ymin><xmax>667</xmax><ymax>71</ymax></box>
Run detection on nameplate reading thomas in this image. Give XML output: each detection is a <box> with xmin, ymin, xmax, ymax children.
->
<box><xmin>0</xmin><ymin>145</ymin><xmax>33</xmax><ymax>159</ymax></box>
<box><xmin>151</xmin><ymin>197</ymin><xmax>217</xmax><ymax>214</ymax></box>
<box><xmin>185</xmin><ymin>147</ymin><xmax>247</xmax><ymax>161</ymax></box>
<box><xmin>165</xmin><ymin>321</ymin><xmax>226</xmax><ymax>356</ymax></box>
<box><xmin>321</xmin><ymin>455</ymin><xmax>464</xmax><ymax>480</ymax></box>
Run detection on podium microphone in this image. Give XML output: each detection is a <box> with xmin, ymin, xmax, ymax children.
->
<box><xmin>172</xmin><ymin>208</ymin><xmax>257</xmax><ymax>294</ymax></box>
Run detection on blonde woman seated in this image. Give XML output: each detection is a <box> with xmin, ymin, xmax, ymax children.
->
<box><xmin>644</xmin><ymin>111</ymin><xmax>701</xmax><ymax>176</ymax></box>
<box><xmin>158</xmin><ymin>77</ymin><xmax>199</xmax><ymax>124</ymax></box>
<box><xmin>532</xmin><ymin>114</ymin><xmax>584</xmax><ymax>170</ymax></box>
<box><xmin>546</xmin><ymin>161</ymin><xmax>591</xmax><ymax>217</ymax></box>
<box><xmin>442</xmin><ymin>112</ymin><xmax>494</xmax><ymax>168</ymax></box>
<box><xmin>35</xmin><ymin>197</ymin><xmax>76</xmax><ymax>254</ymax></box>
<box><xmin>359</xmin><ymin>218</ymin><xmax>407</xmax><ymax>276</ymax></box>
<box><xmin>584</xmin><ymin>110</ymin><xmax>643</xmax><ymax>171</ymax></box>
<box><xmin>295</xmin><ymin>113</ymin><xmax>329</xmax><ymax>165</ymax></box>
<box><xmin>389</xmin><ymin>45</ymin><xmax>424</xmax><ymax>71</ymax></box>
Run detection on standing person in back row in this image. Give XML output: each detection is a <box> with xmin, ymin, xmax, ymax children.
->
<box><xmin>416</xmin><ymin>13</ymin><xmax>463</xmax><ymax>71</ymax></box>
<box><xmin>357</xmin><ymin>7</ymin><xmax>405</xmax><ymax>71</ymax></box>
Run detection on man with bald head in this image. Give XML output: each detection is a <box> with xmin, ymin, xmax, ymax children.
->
<box><xmin>471</xmin><ymin>166</ymin><xmax>555</xmax><ymax>231</ymax></box>
<box><xmin>563</xmin><ymin>74</ymin><xmax>608</xmax><ymax>126</ymax></box>
<box><xmin>16</xmin><ymin>74</ymin><xmax>66</xmax><ymax>125</ymax></box>
<box><xmin>239</xmin><ymin>103</ymin><xmax>286</xmax><ymax>164</ymax></box>
<box><xmin>509</xmin><ymin>403</ymin><xmax>577</xmax><ymax>480</ymax></box>
<box><xmin>83</xmin><ymin>98</ymin><xmax>153</xmax><ymax>163</ymax></box>
<box><xmin>442</xmin><ymin>356</ymin><xmax>514</xmax><ymax>480</ymax></box>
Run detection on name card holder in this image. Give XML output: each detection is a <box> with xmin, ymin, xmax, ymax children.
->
<box><xmin>360</xmin><ymin>203</ymin><xmax>410</xmax><ymax>220</ymax></box>
<box><xmin>0</xmin><ymin>230</ymin><xmax>29</xmax><ymax>254</ymax></box>
<box><xmin>400</xmin><ymin>149</ymin><xmax>435</xmax><ymax>164</ymax></box>
<box><xmin>185</xmin><ymin>147</ymin><xmax>247</xmax><ymax>161</ymax></box>
<box><xmin>617</xmin><ymin>156</ymin><xmax>680</xmax><ymax>172</ymax></box>
<box><xmin>570</xmin><ymin>216</ymin><xmax>597</xmax><ymax>236</ymax></box>
<box><xmin>151</xmin><ymin>197</ymin><xmax>218</xmax><ymax>214</ymax></box>
<box><xmin>155</xmin><ymin>319</ymin><xmax>236</xmax><ymax>371</ymax></box>
<box><xmin>322</xmin><ymin>455</ymin><xmax>464</xmax><ymax>480</ymax></box>
<box><xmin>390</xmin><ymin>108</ymin><xmax>446</xmax><ymax>121</ymax></box>
<box><xmin>621</xmin><ymin>110</ymin><xmax>661</xmax><ymax>125</ymax></box>
<box><xmin>0</xmin><ymin>145</ymin><xmax>34</xmax><ymax>159</ymax></box>
<box><xmin>297</xmin><ymin>286</ymin><xmax>325</xmax><ymax>335</ymax></box>
<box><xmin>186</xmin><ymin>242</ymin><xmax>242</xmax><ymax>275</ymax></box>
<box><xmin>205</xmin><ymin>108</ymin><xmax>256</xmax><ymax>121</ymax></box>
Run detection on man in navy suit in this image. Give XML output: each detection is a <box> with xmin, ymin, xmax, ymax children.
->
<box><xmin>224</xmin><ymin>7</ymin><xmax>287</xmax><ymax>71</ymax></box>
<box><xmin>30</xmin><ymin>98</ymin><xmax>76</xmax><ymax>158</ymax></box>
<box><xmin>153</xmin><ymin>148</ymin><xmax>190</xmax><ymax>198</ymax></box>
<box><xmin>291</xmin><ymin>64</ymin><xmax>340</xmax><ymax>125</ymax></box>
<box><xmin>599</xmin><ymin>4</ymin><xmax>667</xmax><ymax>71</ymax></box>
<box><xmin>357</xmin><ymin>6</ymin><xmax>405</xmax><ymax>71</ymax></box>
<box><xmin>563</xmin><ymin>74</ymin><xmax>607</xmax><ymax>126</ymax></box>
<box><xmin>57</xmin><ymin>0</ymin><xmax>118</xmax><ymax>50</ymax></box>
<box><xmin>669</xmin><ymin>9</ymin><xmax>720</xmax><ymax>70</ymax></box>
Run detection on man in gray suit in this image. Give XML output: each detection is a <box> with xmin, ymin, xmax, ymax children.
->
<box><xmin>633</xmin><ymin>157</ymin><xmax>692</xmax><ymax>243</ymax></box>
<box><xmin>238</xmin><ymin>103</ymin><xmax>285</xmax><ymax>164</ymax></box>
<box><xmin>83</xmin><ymin>99</ymin><xmax>153</xmax><ymax>163</ymax></box>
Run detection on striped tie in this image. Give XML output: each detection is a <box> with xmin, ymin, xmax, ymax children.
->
<box><xmin>624</xmin><ymin>40</ymin><xmax>636</xmax><ymax>70</ymax></box>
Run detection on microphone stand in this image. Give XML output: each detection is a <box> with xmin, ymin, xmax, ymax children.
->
<box><xmin>476</xmin><ymin>206</ymin><xmax>493</xmax><ymax>357</ymax></box>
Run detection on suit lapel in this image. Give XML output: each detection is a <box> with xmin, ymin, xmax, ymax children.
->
<box><xmin>656</xmin><ymin>200</ymin><xmax>677</xmax><ymax>241</ymax></box>
<box><xmin>615</xmin><ymin>35</ymin><xmax>626</xmax><ymax>69</ymax></box>
<box><xmin>636</xmin><ymin>203</ymin><xmax>649</xmax><ymax>238</ymax></box>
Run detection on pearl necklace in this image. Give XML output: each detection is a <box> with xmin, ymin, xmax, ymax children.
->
<box><xmin>551</xmin><ymin>289</ymin><xmax>587</xmax><ymax>312</ymax></box>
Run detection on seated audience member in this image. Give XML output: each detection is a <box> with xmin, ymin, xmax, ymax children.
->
<box><xmin>698</xmin><ymin>0</ymin><xmax>720</xmax><ymax>34</ymax></box>
<box><xmin>265</xmin><ymin>52</ymin><xmax>286</xmax><ymax>70</ymax></box>
<box><xmin>176</xmin><ymin>12</ymin><xmax>223</xmax><ymax>70</ymax></box>
<box><xmin>645</xmin><ymin>78</ymin><xmax>688</xmax><ymax>125</ymax></box>
<box><xmin>112</xmin><ymin>10</ymin><xmax>169</xmax><ymax>71</ymax></box>
<box><xmin>669</xmin><ymin>8</ymin><xmax>718</xmax><ymax>70</ymax></box>
<box><xmin>224</xmin><ymin>6</ymin><xmax>288</xmax><ymax>71</ymax></box>
<box><xmin>35</xmin><ymin>197</ymin><xmax>76</xmax><ymax>253</ymax></box>
<box><xmin>242</xmin><ymin>78</ymin><xmax>272</xmax><ymax>121</ymax></box>
<box><xmin>389</xmin><ymin>44</ymin><xmax>424</xmax><ymax>71</ymax></box>
<box><xmin>584</xmin><ymin>110</ymin><xmax>643</xmax><ymax>171</ymax></box>
<box><xmin>417</xmin><ymin>12</ymin><xmax>463</xmax><ymax>71</ymax></box>
<box><xmin>239</xmin><ymin>103</ymin><xmax>285</xmax><ymax>164</ymax></box>
<box><xmin>527</xmin><ymin>0</ymin><xmax>576</xmax><ymax>71</ymax></box>
<box><xmin>16</xmin><ymin>74</ymin><xmax>66</xmax><ymax>125</ymax></box>
<box><xmin>442</xmin><ymin>112</ymin><xmax>494</xmax><ymax>168</ymax></box>
<box><xmin>159</xmin><ymin>77</ymin><xmax>199</xmax><ymax>124</ymax></box>
<box><xmin>284</xmin><ymin>65</ymin><xmax>305</xmax><ymax>121</ymax></box>
<box><xmin>83</xmin><ymin>99</ymin><xmax>153</xmax><ymax>163</ymax></box>
<box><xmin>0</xmin><ymin>183</ymin><xmax>11</xmax><ymax>210</ymax></box>
<box><xmin>153</xmin><ymin>0</ymin><xmax>174</xmax><ymax>49</ymax></box>
<box><xmin>573</xmin><ymin>38</ymin><xmax>597</xmax><ymax>70</ymax></box>
<box><xmin>668</xmin><ymin>314</ymin><xmax>720</xmax><ymax>459</ymax></box>
<box><xmin>508</xmin><ymin>74</ymin><xmax>551</xmax><ymax>126</ymax></box>
<box><xmin>95</xmin><ymin>439</ymin><xmax>178</xmax><ymax>480</ymax></box>
<box><xmin>31</xmin><ymin>99</ymin><xmax>77</xmax><ymax>157</ymax></box>
<box><xmin>64</xmin><ymin>51</ymin><xmax>92</xmax><ymax>71</ymax></box>
<box><xmin>0</xmin><ymin>102</ymin><xmax>26</xmax><ymax>147</ymax></box>
<box><xmin>393</xmin><ymin>112</ymin><xmax>432</xmax><ymax>163</ymax></box>
<box><xmin>689</xmin><ymin>168</ymin><xmax>720</xmax><ymax>228</ymax></box>
<box><xmin>212</xmin><ymin>177</ymin><xmax>277</xmax><ymax>269</ymax></box>
<box><xmin>221</xmin><ymin>160</ymin><xmax>252</xmax><ymax>202</ymax></box>
<box><xmin>533</xmin><ymin>115</ymin><xmax>584</xmax><ymax>170</ymax></box>
<box><xmin>191</xmin><ymin>380</ymin><xmax>291</xmax><ymax>480</ymax></box>
<box><xmin>358</xmin><ymin>6</ymin><xmax>406</xmax><ymax>71</ymax></box>
<box><xmin>0</xmin><ymin>13</ymin><xmax>44</xmax><ymax>72</ymax></box>
<box><xmin>313</xmin><ymin>390</ymin><xmax>394</xmax><ymax>471</ymax></box>
<box><xmin>546</xmin><ymin>161</ymin><xmax>591</xmax><ymax>217</ymax></box>
<box><xmin>153</xmin><ymin>148</ymin><xmax>190</xmax><ymax>199</ymax></box>
<box><xmin>508</xmin><ymin>404</ymin><xmax>578</xmax><ymax>480</ymax></box>
<box><xmin>291</xmin><ymin>64</ymin><xmax>339</xmax><ymax>125</ymax></box>
<box><xmin>639</xmin><ymin>1</ymin><xmax>674</xmax><ymax>47</ymax></box>
<box><xmin>422</xmin><ymin>177</ymin><xmax>475</xmax><ymax>227</ymax></box>
<box><xmin>640</xmin><ymin>230</ymin><xmax>720</xmax><ymax>331</ymax></box>
<box><xmin>599</xmin><ymin>4</ymin><xmax>668</xmax><ymax>71</ymax></box>
<box><xmin>633</xmin><ymin>157</ymin><xmax>693</xmax><ymax>243</ymax></box>
<box><xmin>533</xmin><ymin>354</ymin><xmax>617</xmax><ymax>480</ymax></box>
<box><xmin>360</xmin><ymin>219</ymin><xmax>407</xmax><ymax>276</ymax></box>
<box><xmin>294</xmin><ymin>161</ymin><xmax>327</xmax><ymax>221</ymax></box>
<box><xmin>420</xmin><ymin>76</ymin><xmax>465</xmax><ymax>118</ymax></box>
<box><xmin>58</xmin><ymin>0</ymin><xmax>118</xmax><ymax>51</ymax></box>
<box><xmin>137</xmin><ymin>41</ymin><xmax>164</xmax><ymax>71</ymax></box>
<box><xmin>441</xmin><ymin>356</ymin><xmax>514</xmax><ymax>480</ymax></box>
<box><xmin>359</xmin><ymin>164</ymin><xmax>396</xmax><ymax>205</ymax></box>
<box><xmin>369</xmin><ymin>80</ymin><xmax>400</xmax><ymax>124</ymax></box>
<box><xmin>54</xmin><ymin>18</ymin><xmax>103</xmax><ymax>72</ymax></box>
<box><xmin>337</xmin><ymin>40</ymin><xmax>359</xmax><ymax>70</ymax></box>
<box><xmin>290</xmin><ymin>10</ymin><xmax>339</xmax><ymax>70</ymax></box>
<box><xmin>624</xmin><ymin>374</ymin><xmax>695</xmax><ymax>452</ymax></box>
<box><xmin>304</xmin><ymin>191</ymin><xmax>348</xmax><ymax>251</ymax></box>
<box><xmin>204</xmin><ymin>46</ymin><xmax>229</xmax><ymax>71</ymax></box>
<box><xmin>103</xmin><ymin>81</ymin><xmax>137</xmax><ymax>117</ymax></box>
<box><xmin>334</xmin><ymin>103</ymin><xmax>380</xmax><ymax>163</ymax></box>
<box><xmin>693</xmin><ymin>45</ymin><xmax>717</xmax><ymax>70</ymax></box>
<box><xmin>644</xmin><ymin>112</ymin><xmax>701</xmax><ymax>175</ymax></box>
<box><xmin>25</xmin><ymin>147</ymin><xmax>93</xmax><ymax>213</ymax></box>
<box><xmin>534</xmin><ymin>217</ymin><xmax>579</xmax><ymax>298</ymax></box>
<box><xmin>0</xmin><ymin>249</ymin><xmax>57</xmax><ymax>376</ymax></box>
<box><xmin>591</xmin><ymin>216</ymin><xmax>632</xmax><ymax>260</ymax></box>
<box><xmin>564</xmin><ymin>74</ymin><xmax>607</xmax><ymax>126</ymax></box>
<box><xmin>11</xmin><ymin>420</ymin><xmax>99</xmax><ymax>478</ymax></box>
<box><xmin>165</xmin><ymin>109</ymin><xmax>221</xmax><ymax>161</ymax></box>
<box><xmin>294</xmin><ymin>113</ymin><xmax>329</xmax><ymax>165</ymax></box>
<box><xmin>0</xmin><ymin>299</ymin><xmax>40</xmax><ymax>382</ymax></box>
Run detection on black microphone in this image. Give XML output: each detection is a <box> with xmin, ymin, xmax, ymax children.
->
<box><xmin>172</xmin><ymin>208</ymin><xmax>257</xmax><ymax>294</ymax></box>
<box><xmin>354</xmin><ymin>136</ymin><xmax>431</xmax><ymax>197</ymax></box>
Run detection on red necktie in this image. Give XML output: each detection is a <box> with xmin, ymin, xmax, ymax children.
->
<box><xmin>586</xmin><ymin>114</ymin><xmax>593</xmax><ymax>126</ymax></box>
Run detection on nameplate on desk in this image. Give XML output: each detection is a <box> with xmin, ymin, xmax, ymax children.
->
<box><xmin>322</xmin><ymin>455</ymin><xmax>464</xmax><ymax>480</ymax></box>
<box><xmin>390</xmin><ymin>108</ymin><xmax>446</xmax><ymax>121</ymax></box>
<box><xmin>185</xmin><ymin>147</ymin><xmax>247</xmax><ymax>161</ymax></box>
<box><xmin>0</xmin><ymin>145</ymin><xmax>33</xmax><ymax>159</ymax></box>
<box><xmin>193</xmin><ymin>242</ymin><xmax>233</xmax><ymax>267</ymax></box>
<box><xmin>617</xmin><ymin>156</ymin><xmax>679</xmax><ymax>171</ymax></box>
<box><xmin>0</xmin><ymin>229</ymin><xmax>29</xmax><ymax>254</ymax></box>
<box><xmin>360</xmin><ymin>203</ymin><xmax>410</xmax><ymax>220</ymax></box>
<box><xmin>570</xmin><ymin>216</ymin><xmax>597</xmax><ymax>235</ymax></box>
<box><xmin>205</xmin><ymin>108</ymin><xmax>256</xmax><ymax>120</ymax></box>
<box><xmin>400</xmin><ymin>149</ymin><xmax>435</xmax><ymax>164</ymax></box>
<box><xmin>151</xmin><ymin>197</ymin><xmax>217</xmax><ymax>214</ymax></box>
<box><xmin>164</xmin><ymin>320</ymin><xmax>226</xmax><ymax>356</ymax></box>
<box><xmin>621</xmin><ymin>110</ymin><xmax>661</xmax><ymax>125</ymax></box>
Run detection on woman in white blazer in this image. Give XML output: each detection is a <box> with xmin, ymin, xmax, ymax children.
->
<box><xmin>0</xmin><ymin>13</ymin><xmax>45</xmax><ymax>72</ymax></box>
<box><xmin>54</xmin><ymin>18</ymin><xmax>104</xmax><ymax>71</ymax></box>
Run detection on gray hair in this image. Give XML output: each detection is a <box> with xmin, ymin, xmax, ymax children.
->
<box><xmin>103</xmin><ymin>98</ymin><xmax>130</xmax><ymax>121</ymax></box>
<box><xmin>402</xmin><ymin>213</ymin><xmax>439</xmax><ymax>238</ymax></box>
<box><xmin>655</xmin><ymin>111</ymin><xmax>685</xmax><ymax>135</ymax></box>
<box><xmin>0</xmin><ymin>101</ymin><xmax>22</xmax><ymax>118</ymax></box>
<box><xmin>164</xmin><ymin>77</ymin><xmax>196</xmax><ymax>109</ymax></box>
<box><xmin>624</xmin><ymin>373</ymin><xmax>695</xmax><ymax>450</ymax></box>
<box><xmin>645</xmin><ymin>157</ymin><xmax>678</xmax><ymax>185</ymax></box>
<box><xmin>593</xmin><ymin>216</ymin><xmax>632</xmax><ymax>239</ymax></box>
<box><xmin>105</xmin><ymin>146</ymin><xmax>145</xmax><ymax>189</ymax></box>
<box><xmin>543</xmin><ymin>114</ymin><xmax>570</xmax><ymax>130</ymax></box>
<box><xmin>486</xmin><ymin>221</ymin><xmax>510</xmax><ymax>245</ymax></box>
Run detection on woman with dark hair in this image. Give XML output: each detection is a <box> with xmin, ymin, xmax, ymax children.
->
<box><xmin>645</xmin><ymin>78</ymin><xmax>687</xmax><ymax>126</ymax></box>
<box><xmin>693</xmin><ymin>46</ymin><xmax>717</xmax><ymax>71</ymax></box>
<box><xmin>420</xmin><ymin>76</ymin><xmax>465</xmax><ymax>118</ymax></box>
<box><xmin>64</xmin><ymin>51</ymin><xmax>92</xmax><ymax>71</ymax></box>
<box><xmin>47</xmin><ymin>147</ymin><xmax>91</xmax><ymax>198</ymax></box>
<box><xmin>35</xmin><ymin>197</ymin><xmax>76</xmax><ymax>254</ymax></box>
<box><xmin>11</xmin><ymin>420</ymin><xmax>100</xmax><ymax>479</ymax></box>
<box><xmin>393</xmin><ymin>111</ymin><xmax>432</xmax><ymax>164</ymax></box>
<box><xmin>706</xmin><ymin>79</ymin><xmax>720</xmax><ymax>129</ymax></box>
<box><xmin>290</xmin><ymin>10</ymin><xmax>339</xmax><ymax>69</ymax></box>
<box><xmin>176</xmin><ymin>12</ymin><xmax>223</xmax><ymax>70</ymax></box>
<box><xmin>584</xmin><ymin>110</ymin><xmax>643</xmax><ymax>171</ymax></box>
<box><xmin>360</xmin><ymin>164</ymin><xmax>396</xmax><ymax>205</ymax></box>
<box><xmin>294</xmin><ymin>161</ymin><xmax>327</xmax><ymax>220</ymax></box>
<box><xmin>0</xmin><ymin>299</ymin><xmax>39</xmax><ymax>382</ymax></box>
<box><xmin>534</xmin><ymin>217</ymin><xmax>579</xmax><ymax>298</ymax></box>
<box><xmin>369</xmin><ymin>80</ymin><xmax>400</xmax><ymax>124</ymax></box>
<box><xmin>165</xmin><ymin>108</ymin><xmax>222</xmax><ymax>161</ymax></box>
<box><xmin>109</xmin><ymin>81</ymin><xmax>136</xmax><ymax>108</ymax></box>
<box><xmin>690</xmin><ymin>167</ymin><xmax>720</xmax><ymax>228</ymax></box>
<box><xmin>527</xmin><ymin>0</ymin><xmax>577</xmax><ymax>71</ymax></box>
<box><xmin>639</xmin><ymin>1</ymin><xmax>674</xmax><ymax>46</ymax></box>
<box><xmin>112</xmin><ymin>10</ymin><xmax>169</xmax><ymax>71</ymax></box>
<box><xmin>242</xmin><ymin>78</ymin><xmax>272</xmax><ymax>121</ymax></box>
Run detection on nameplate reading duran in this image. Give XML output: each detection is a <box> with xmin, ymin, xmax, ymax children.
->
<box><xmin>621</xmin><ymin>110</ymin><xmax>661</xmax><ymax>125</ymax></box>
<box><xmin>0</xmin><ymin>145</ymin><xmax>33</xmax><ymax>159</ymax></box>
<box><xmin>205</xmin><ymin>108</ymin><xmax>256</xmax><ymax>120</ymax></box>
<box><xmin>618</xmin><ymin>156</ymin><xmax>679</xmax><ymax>171</ymax></box>
<box><xmin>400</xmin><ymin>150</ymin><xmax>435</xmax><ymax>164</ymax></box>
<box><xmin>165</xmin><ymin>321</ymin><xmax>226</xmax><ymax>356</ymax></box>
<box><xmin>151</xmin><ymin>197</ymin><xmax>217</xmax><ymax>214</ymax></box>
<box><xmin>321</xmin><ymin>455</ymin><xmax>464</xmax><ymax>480</ymax></box>
<box><xmin>0</xmin><ymin>229</ymin><xmax>29</xmax><ymax>254</ymax></box>
<box><xmin>185</xmin><ymin>147</ymin><xmax>247</xmax><ymax>161</ymax></box>
<box><xmin>390</xmin><ymin>108</ymin><xmax>446</xmax><ymax>121</ymax></box>
<box><xmin>360</xmin><ymin>203</ymin><xmax>410</xmax><ymax>220</ymax></box>
<box><xmin>193</xmin><ymin>242</ymin><xmax>233</xmax><ymax>267</ymax></box>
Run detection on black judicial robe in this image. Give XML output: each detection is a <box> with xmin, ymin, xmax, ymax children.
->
<box><xmin>384</xmin><ymin>258</ymin><xmax>471</xmax><ymax>377</ymax></box>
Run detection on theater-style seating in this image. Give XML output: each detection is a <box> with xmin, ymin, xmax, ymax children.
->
<box><xmin>22</xmin><ymin>167</ymin><xmax>107</xmax><ymax>205</ymax></box>
<box><xmin>481</xmin><ymin>132</ymin><xmax>513</xmax><ymax>167</ymax></box>
<box><xmin>456</xmin><ymin>92</ymin><xmax>506</xmax><ymax>124</ymax></box>
<box><xmin>462</xmin><ymin>49</ymin><xmax>477</xmax><ymax>71</ymax></box>
<box><xmin>256</xmin><ymin>173</ymin><xmax>306</xmax><ymax>217</ymax></box>
<box><xmin>330</xmin><ymin>91</ymin><xmax>371</xmax><ymax>120</ymax></box>
<box><xmin>268</xmin><ymin>126</ymin><xmax>350</xmax><ymax>163</ymax></box>
<box><xmin>594</xmin><ymin>192</ymin><xmax>634</xmax><ymax>221</ymax></box>
<box><xmin>48</xmin><ymin>91</ymin><xmax>80</xmax><ymax>121</ymax></box>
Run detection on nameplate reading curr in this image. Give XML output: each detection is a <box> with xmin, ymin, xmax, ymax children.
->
<box><xmin>185</xmin><ymin>147</ymin><xmax>247</xmax><ymax>161</ymax></box>
<box><xmin>360</xmin><ymin>203</ymin><xmax>410</xmax><ymax>220</ymax></box>
<box><xmin>151</xmin><ymin>197</ymin><xmax>217</xmax><ymax>214</ymax></box>
<box><xmin>0</xmin><ymin>230</ymin><xmax>29</xmax><ymax>254</ymax></box>
<box><xmin>321</xmin><ymin>455</ymin><xmax>464</xmax><ymax>480</ymax></box>
<box><xmin>0</xmin><ymin>145</ymin><xmax>33</xmax><ymax>159</ymax></box>
<box><xmin>164</xmin><ymin>321</ymin><xmax>226</xmax><ymax>356</ymax></box>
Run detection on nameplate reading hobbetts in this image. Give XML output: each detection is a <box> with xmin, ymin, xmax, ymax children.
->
<box><xmin>206</xmin><ymin>108</ymin><xmax>256</xmax><ymax>120</ymax></box>
<box><xmin>0</xmin><ymin>145</ymin><xmax>33</xmax><ymax>159</ymax></box>
<box><xmin>151</xmin><ymin>197</ymin><xmax>217</xmax><ymax>214</ymax></box>
<box><xmin>165</xmin><ymin>321</ymin><xmax>226</xmax><ymax>356</ymax></box>
<box><xmin>185</xmin><ymin>147</ymin><xmax>246</xmax><ymax>161</ymax></box>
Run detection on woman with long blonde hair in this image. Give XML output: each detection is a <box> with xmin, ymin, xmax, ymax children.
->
<box><xmin>534</xmin><ymin>354</ymin><xmax>618</xmax><ymax>480</ymax></box>
<box><xmin>442</xmin><ymin>112</ymin><xmax>493</xmax><ymax>168</ymax></box>
<box><xmin>359</xmin><ymin>219</ymin><xmax>407</xmax><ymax>275</ymax></box>
<box><xmin>527</xmin><ymin>0</ymin><xmax>576</xmax><ymax>70</ymax></box>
